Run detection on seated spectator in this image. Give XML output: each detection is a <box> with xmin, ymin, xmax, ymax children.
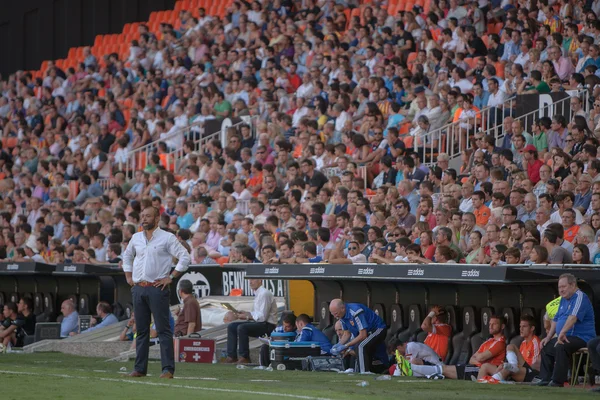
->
<box><xmin>71</xmin><ymin>301</ymin><xmax>118</xmax><ymax>335</ymax></box>
<box><xmin>174</xmin><ymin>279</ymin><xmax>202</xmax><ymax>337</ymax></box>
<box><xmin>0</xmin><ymin>302</ymin><xmax>20</xmax><ymax>348</ymax></box>
<box><xmin>60</xmin><ymin>299</ymin><xmax>79</xmax><ymax>338</ymax></box>
<box><xmin>119</xmin><ymin>312</ymin><xmax>136</xmax><ymax>345</ymax></box>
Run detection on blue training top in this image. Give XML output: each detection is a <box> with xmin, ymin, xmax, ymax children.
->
<box><xmin>554</xmin><ymin>289</ymin><xmax>596</xmax><ymax>343</ymax></box>
<box><xmin>340</xmin><ymin>303</ymin><xmax>387</xmax><ymax>337</ymax></box>
<box><xmin>295</xmin><ymin>323</ymin><xmax>333</xmax><ymax>354</ymax></box>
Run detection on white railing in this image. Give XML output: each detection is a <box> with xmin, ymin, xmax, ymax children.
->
<box><xmin>97</xmin><ymin>178</ymin><xmax>111</xmax><ymax>191</ymax></box>
<box><xmin>108</xmin><ymin>117</ymin><xmax>207</xmax><ymax>177</ymax></box>
<box><xmin>111</xmin><ymin>115</ymin><xmax>259</xmax><ymax>177</ymax></box>
<box><xmin>163</xmin><ymin>115</ymin><xmax>259</xmax><ymax>174</ymax></box>
<box><xmin>413</xmin><ymin>89</ymin><xmax>589</xmax><ymax>166</ymax></box>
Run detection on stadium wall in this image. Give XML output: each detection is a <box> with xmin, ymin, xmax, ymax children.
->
<box><xmin>0</xmin><ymin>0</ymin><xmax>177</xmax><ymax>78</ymax></box>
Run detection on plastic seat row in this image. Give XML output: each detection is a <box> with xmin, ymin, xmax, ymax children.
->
<box><xmin>0</xmin><ymin>291</ymin><xmax>132</xmax><ymax>323</ymax></box>
<box><xmin>317</xmin><ymin>301</ymin><xmax>544</xmax><ymax>366</ymax></box>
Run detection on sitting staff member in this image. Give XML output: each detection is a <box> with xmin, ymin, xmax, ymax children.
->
<box><xmin>259</xmin><ymin>313</ymin><xmax>297</xmax><ymax>367</ymax></box>
<box><xmin>537</xmin><ymin>273</ymin><xmax>596</xmax><ymax>387</ymax></box>
<box><xmin>122</xmin><ymin>206</ymin><xmax>191</xmax><ymax>379</ymax></box>
<box><xmin>174</xmin><ymin>280</ymin><xmax>202</xmax><ymax>337</ymax></box>
<box><xmin>225</xmin><ymin>279</ymin><xmax>278</xmax><ymax>364</ymax></box>
<box><xmin>295</xmin><ymin>314</ymin><xmax>333</xmax><ymax>354</ymax></box>
<box><xmin>329</xmin><ymin>299</ymin><xmax>388</xmax><ymax>373</ymax></box>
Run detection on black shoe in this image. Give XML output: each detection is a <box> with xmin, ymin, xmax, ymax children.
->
<box><xmin>536</xmin><ymin>381</ymin><xmax>550</xmax><ymax>386</ymax></box>
<box><xmin>548</xmin><ymin>381</ymin><xmax>564</xmax><ymax>387</ymax></box>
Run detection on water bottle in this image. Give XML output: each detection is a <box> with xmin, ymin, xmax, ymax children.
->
<box><xmin>376</xmin><ymin>375</ymin><xmax>391</xmax><ymax>381</ymax></box>
<box><xmin>236</xmin><ymin>364</ymin><xmax>248</xmax><ymax>369</ymax></box>
<box><xmin>220</xmin><ymin>350</ymin><xmax>227</xmax><ymax>362</ymax></box>
<box><xmin>356</xmin><ymin>381</ymin><xmax>369</xmax><ymax>387</ymax></box>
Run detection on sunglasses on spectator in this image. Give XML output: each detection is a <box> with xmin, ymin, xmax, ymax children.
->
<box><xmin>348</xmin><ymin>247</ymin><xmax>358</xmax><ymax>251</ymax></box>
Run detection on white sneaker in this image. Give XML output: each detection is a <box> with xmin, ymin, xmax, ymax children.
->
<box><xmin>426</xmin><ymin>373</ymin><xmax>445</xmax><ymax>380</ymax></box>
<box><xmin>503</xmin><ymin>362</ymin><xmax>519</xmax><ymax>373</ymax></box>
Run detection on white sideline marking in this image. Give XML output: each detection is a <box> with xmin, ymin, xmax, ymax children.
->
<box><xmin>331</xmin><ymin>379</ymin><xmax>435</xmax><ymax>383</ymax></box>
<box><xmin>174</xmin><ymin>376</ymin><xmax>219</xmax><ymax>381</ymax></box>
<box><xmin>250</xmin><ymin>379</ymin><xmax>281</xmax><ymax>382</ymax></box>
<box><xmin>33</xmin><ymin>361</ymin><xmax>63</xmax><ymax>364</ymax></box>
<box><xmin>0</xmin><ymin>370</ymin><xmax>332</xmax><ymax>400</ymax></box>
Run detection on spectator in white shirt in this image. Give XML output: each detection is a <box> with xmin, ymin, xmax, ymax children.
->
<box><xmin>513</xmin><ymin>40</ymin><xmax>532</xmax><ymax>67</ymax></box>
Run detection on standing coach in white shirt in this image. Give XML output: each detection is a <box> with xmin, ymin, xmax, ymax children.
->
<box><xmin>224</xmin><ymin>279</ymin><xmax>277</xmax><ymax>364</ymax></box>
<box><xmin>122</xmin><ymin>206</ymin><xmax>191</xmax><ymax>379</ymax></box>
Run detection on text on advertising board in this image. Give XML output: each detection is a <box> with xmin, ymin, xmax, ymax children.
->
<box><xmin>222</xmin><ymin>270</ymin><xmax>285</xmax><ymax>296</ymax></box>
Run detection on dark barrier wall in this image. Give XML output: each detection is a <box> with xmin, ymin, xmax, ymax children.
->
<box><xmin>0</xmin><ymin>0</ymin><xmax>176</xmax><ymax>78</ymax></box>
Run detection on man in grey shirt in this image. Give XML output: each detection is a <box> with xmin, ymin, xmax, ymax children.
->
<box><xmin>543</xmin><ymin>230</ymin><xmax>572</xmax><ymax>264</ymax></box>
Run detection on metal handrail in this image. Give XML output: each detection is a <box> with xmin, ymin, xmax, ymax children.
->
<box><xmin>164</xmin><ymin>115</ymin><xmax>259</xmax><ymax>174</ymax></box>
<box><xmin>414</xmin><ymin>89</ymin><xmax>589</xmax><ymax>166</ymax></box>
<box><xmin>110</xmin><ymin>114</ymin><xmax>259</xmax><ymax>177</ymax></box>
<box><xmin>111</xmin><ymin>117</ymin><xmax>210</xmax><ymax>177</ymax></box>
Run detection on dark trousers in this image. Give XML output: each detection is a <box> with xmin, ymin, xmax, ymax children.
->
<box><xmin>540</xmin><ymin>336</ymin><xmax>587</xmax><ymax>384</ymax></box>
<box><xmin>588</xmin><ymin>337</ymin><xmax>600</xmax><ymax>372</ymax></box>
<box><xmin>356</xmin><ymin>328</ymin><xmax>387</xmax><ymax>373</ymax></box>
<box><xmin>227</xmin><ymin>321</ymin><xmax>275</xmax><ymax>359</ymax></box>
<box><xmin>132</xmin><ymin>285</ymin><xmax>174</xmax><ymax>374</ymax></box>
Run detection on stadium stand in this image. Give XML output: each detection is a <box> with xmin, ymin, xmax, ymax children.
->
<box><xmin>2</xmin><ymin>0</ymin><xmax>600</xmax><ymax>388</ymax></box>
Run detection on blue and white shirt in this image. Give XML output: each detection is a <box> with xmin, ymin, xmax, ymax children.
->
<box><xmin>340</xmin><ymin>303</ymin><xmax>387</xmax><ymax>337</ymax></box>
<box><xmin>554</xmin><ymin>289</ymin><xmax>596</xmax><ymax>343</ymax></box>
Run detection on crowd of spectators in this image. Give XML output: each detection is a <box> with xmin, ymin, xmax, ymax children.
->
<box><xmin>0</xmin><ymin>0</ymin><xmax>599</xmax><ymax>268</ymax></box>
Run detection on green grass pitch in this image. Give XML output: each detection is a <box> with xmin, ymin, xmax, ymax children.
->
<box><xmin>0</xmin><ymin>353</ymin><xmax>596</xmax><ymax>399</ymax></box>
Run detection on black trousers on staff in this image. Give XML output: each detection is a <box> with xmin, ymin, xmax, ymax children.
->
<box><xmin>540</xmin><ymin>336</ymin><xmax>587</xmax><ymax>384</ymax></box>
<box><xmin>356</xmin><ymin>328</ymin><xmax>387</xmax><ymax>373</ymax></box>
<box><xmin>132</xmin><ymin>285</ymin><xmax>175</xmax><ymax>375</ymax></box>
<box><xmin>227</xmin><ymin>321</ymin><xmax>275</xmax><ymax>359</ymax></box>
<box><xmin>588</xmin><ymin>337</ymin><xmax>600</xmax><ymax>372</ymax></box>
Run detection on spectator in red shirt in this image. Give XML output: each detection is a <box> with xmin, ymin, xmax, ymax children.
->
<box><xmin>523</xmin><ymin>145</ymin><xmax>545</xmax><ymax>184</ymax></box>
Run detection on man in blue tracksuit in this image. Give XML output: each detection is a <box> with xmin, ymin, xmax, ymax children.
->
<box><xmin>295</xmin><ymin>314</ymin><xmax>332</xmax><ymax>354</ymax></box>
<box><xmin>329</xmin><ymin>299</ymin><xmax>388</xmax><ymax>373</ymax></box>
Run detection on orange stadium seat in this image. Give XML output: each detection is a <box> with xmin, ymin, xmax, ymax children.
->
<box><xmin>495</xmin><ymin>62</ymin><xmax>505</xmax><ymax>78</ymax></box>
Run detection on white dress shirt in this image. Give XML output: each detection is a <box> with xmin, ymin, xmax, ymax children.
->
<box><xmin>251</xmin><ymin>285</ymin><xmax>277</xmax><ymax>324</ymax></box>
<box><xmin>122</xmin><ymin>228</ymin><xmax>191</xmax><ymax>283</ymax></box>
